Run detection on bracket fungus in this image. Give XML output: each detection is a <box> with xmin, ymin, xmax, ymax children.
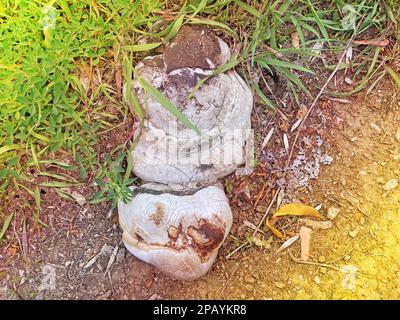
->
<box><xmin>119</xmin><ymin>26</ymin><xmax>253</xmax><ymax>280</ymax></box>
<box><xmin>118</xmin><ymin>184</ymin><xmax>232</xmax><ymax>280</ymax></box>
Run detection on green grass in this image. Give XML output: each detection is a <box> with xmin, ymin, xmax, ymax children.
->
<box><xmin>0</xmin><ymin>0</ymin><xmax>398</xmax><ymax>230</ymax></box>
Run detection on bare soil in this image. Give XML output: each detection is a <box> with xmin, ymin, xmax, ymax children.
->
<box><xmin>1</xmin><ymin>70</ymin><xmax>400</xmax><ymax>300</ymax></box>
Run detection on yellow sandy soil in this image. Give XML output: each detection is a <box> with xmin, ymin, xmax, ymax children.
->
<box><xmin>173</xmin><ymin>89</ymin><xmax>400</xmax><ymax>300</ymax></box>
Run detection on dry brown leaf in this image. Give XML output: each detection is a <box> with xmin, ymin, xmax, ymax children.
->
<box><xmin>353</xmin><ymin>39</ymin><xmax>389</xmax><ymax>47</ymax></box>
<box><xmin>296</xmin><ymin>105</ymin><xmax>308</xmax><ymax>119</ymax></box>
<box><xmin>92</xmin><ymin>0</ymin><xmax>100</xmax><ymax>17</ymax></box>
<box><xmin>115</xmin><ymin>68</ymin><xmax>122</xmax><ymax>99</ymax></box>
<box><xmin>279</xmin><ymin>120</ymin><xmax>289</xmax><ymax>133</ymax></box>
<box><xmin>291</xmin><ymin>32</ymin><xmax>300</xmax><ymax>49</ymax></box>
<box><xmin>272</xmin><ymin>203</ymin><xmax>322</xmax><ymax>219</ymax></box>
<box><xmin>299</xmin><ymin>226</ymin><xmax>312</xmax><ymax>261</ymax></box>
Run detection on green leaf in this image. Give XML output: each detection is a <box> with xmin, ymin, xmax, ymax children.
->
<box><xmin>39</xmin><ymin>181</ymin><xmax>81</xmax><ymax>188</ymax></box>
<box><xmin>256</xmin><ymin>57</ymin><xmax>314</xmax><ymax>74</ymax></box>
<box><xmin>0</xmin><ymin>212</ymin><xmax>14</xmax><ymax>241</ymax></box>
<box><xmin>186</xmin><ymin>54</ymin><xmax>239</xmax><ymax>101</ymax></box>
<box><xmin>123</xmin><ymin>42</ymin><xmax>162</xmax><ymax>52</ymax></box>
<box><xmin>233</xmin><ymin>0</ymin><xmax>261</xmax><ymax>18</ymax></box>
<box><xmin>165</xmin><ymin>14</ymin><xmax>185</xmax><ymax>42</ymax></box>
<box><xmin>384</xmin><ymin>65</ymin><xmax>400</xmax><ymax>91</ymax></box>
<box><xmin>57</xmin><ymin>0</ymin><xmax>72</xmax><ymax>21</ymax></box>
<box><xmin>306</xmin><ymin>0</ymin><xmax>329</xmax><ymax>41</ymax></box>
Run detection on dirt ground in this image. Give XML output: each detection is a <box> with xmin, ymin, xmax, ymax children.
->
<box><xmin>1</xmin><ymin>72</ymin><xmax>400</xmax><ymax>299</ymax></box>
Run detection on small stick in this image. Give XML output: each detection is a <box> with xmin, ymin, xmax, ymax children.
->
<box><xmin>218</xmin><ymin>261</ymin><xmax>242</xmax><ymax>298</ymax></box>
<box><xmin>252</xmin><ymin>187</ymin><xmax>281</xmax><ymax>238</ymax></box>
<box><xmin>288</xmin><ymin>251</ymin><xmax>341</xmax><ymax>271</ymax></box>
<box><xmin>226</xmin><ymin>188</ymin><xmax>280</xmax><ymax>259</ymax></box>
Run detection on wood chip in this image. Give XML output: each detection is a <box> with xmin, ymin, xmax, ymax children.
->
<box><xmin>299</xmin><ymin>226</ymin><xmax>312</xmax><ymax>261</ymax></box>
<box><xmin>291</xmin><ymin>32</ymin><xmax>300</xmax><ymax>49</ymax></box>
<box><xmin>299</xmin><ymin>219</ymin><xmax>332</xmax><ymax>231</ymax></box>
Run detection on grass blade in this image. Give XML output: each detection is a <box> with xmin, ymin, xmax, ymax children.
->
<box><xmin>384</xmin><ymin>65</ymin><xmax>400</xmax><ymax>91</ymax></box>
<box><xmin>0</xmin><ymin>144</ymin><xmax>19</xmax><ymax>156</ymax></box>
<box><xmin>136</xmin><ymin>74</ymin><xmax>201</xmax><ymax>135</ymax></box>
<box><xmin>233</xmin><ymin>0</ymin><xmax>261</xmax><ymax>18</ymax></box>
<box><xmin>123</xmin><ymin>42</ymin><xmax>162</xmax><ymax>52</ymax></box>
<box><xmin>0</xmin><ymin>212</ymin><xmax>14</xmax><ymax>241</ymax></box>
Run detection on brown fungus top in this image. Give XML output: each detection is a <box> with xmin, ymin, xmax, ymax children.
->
<box><xmin>164</xmin><ymin>25</ymin><xmax>224</xmax><ymax>73</ymax></box>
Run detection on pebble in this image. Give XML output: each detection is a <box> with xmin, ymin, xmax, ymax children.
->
<box><xmin>327</xmin><ymin>207</ymin><xmax>340</xmax><ymax>220</ymax></box>
<box><xmin>255</xmin><ymin>205</ymin><xmax>267</xmax><ymax>213</ymax></box>
<box><xmin>245</xmin><ymin>284</ymin><xmax>254</xmax><ymax>291</ymax></box>
<box><xmin>396</xmin><ymin>128</ymin><xmax>400</xmax><ymax>142</ymax></box>
<box><xmin>273</xmin><ymin>281</ymin><xmax>286</xmax><ymax>289</ymax></box>
<box><xmin>245</xmin><ymin>276</ymin><xmax>255</xmax><ymax>284</ymax></box>
<box><xmin>383</xmin><ymin>178</ymin><xmax>398</xmax><ymax>191</ymax></box>
<box><xmin>349</xmin><ymin>230</ymin><xmax>358</xmax><ymax>238</ymax></box>
<box><xmin>318</xmin><ymin>256</ymin><xmax>326</xmax><ymax>263</ymax></box>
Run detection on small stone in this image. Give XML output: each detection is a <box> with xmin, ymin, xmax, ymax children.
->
<box><xmin>327</xmin><ymin>207</ymin><xmax>340</xmax><ymax>220</ymax></box>
<box><xmin>245</xmin><ymin>276</ymin><xmax>255</xmax><ymax>284</ymax></box>
<box><xmin>349</xmin><ymin>230</ymin><xmax>358</xmax><ymax>238</ymax></box>
<box><xmin>255</xmin><ymin>205</ymin><xmax>267</xmax><ymax>213</ymax></box>
<box><xmin>369</xmin><ymin>123</ymin><xmax>381</xmax><ymax>133</ymax></box>
<box><xmin>377</xmin><ymin>177</ymin><xmax>385</xmax><ymax>184</ymax></box>
<box><xmin>273</xmin><ymin>281</ymin><xmax>286</xmax><ymax>289</ymax></box>
<box><xmin>395</xmin><ymin>128</ymin><xmax>400</xmax><ymax>142</ymax></box>
<box><xmin>318</xmin><ymin>256</ymin><xmax>326</xmax><ymax>263</ymax></box>
<box><xmin>245</xmin><ymin>284</ymin><xmax>254</xmax><ymax>291</ymax></box>
<box><xmin>383</xmin><ymin>178</ymin><xmax>398</xmax><ymax>191</ymax></box>
<box><xmin>314</xmin><ymin>276</ymin><xmax>321</xmax><ymax>284</ymax></box>
<box><xmin>344</xmin><ymin>77</ymin><xmax>353</xmax><ymax>85</ymax></box>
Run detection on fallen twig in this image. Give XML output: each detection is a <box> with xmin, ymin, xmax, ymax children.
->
<box><xmin>226</xmin><ymin>188</ymin><xmax>281</xmax><ymax>259</ymax></box>
<box><xmin>288</xmin><ymin>250</ymin><xmax>341</xmax><ymax>271</ymax></box>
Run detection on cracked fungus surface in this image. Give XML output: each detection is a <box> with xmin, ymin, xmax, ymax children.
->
<box><xmin>174</xmin><ymin>91</ymin><xmax>400</xmax><ymax>300</ymax></box>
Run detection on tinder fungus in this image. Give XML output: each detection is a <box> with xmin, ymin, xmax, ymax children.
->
<box><xmin>118</xmin><ymin>184</ymin><xmax>232</xmax><ymax>280</ymax></box>
<box><xmin>119</xmin><ymin>26</ymin><xmax>253</xmax><ymax>280</ymax></box>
